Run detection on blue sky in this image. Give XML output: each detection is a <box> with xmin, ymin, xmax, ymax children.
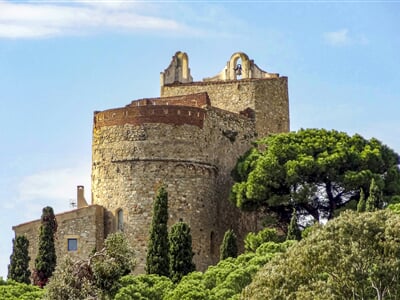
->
<box><xmin>0</xmin><ymin>0</ymin><xmax>399</xmax><ymax>278</ymax></box>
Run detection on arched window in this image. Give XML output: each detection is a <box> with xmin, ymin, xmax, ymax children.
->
<box><xmin>117</xmin><ymin>209</ymin><xmax>124</xmax><ymax>231</ymax></box>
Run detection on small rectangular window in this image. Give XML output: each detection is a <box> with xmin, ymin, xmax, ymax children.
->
<box><xmin>67</xmin><ymin>238</ymin><xmax>78</xmax><ymax>251</ymax></box>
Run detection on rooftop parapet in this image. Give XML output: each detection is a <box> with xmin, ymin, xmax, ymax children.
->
<box><xmin>94</xmin><ymin>92</ymin><xmax>211</xmax><ymax>129</ymax></box>
<box><xmin>203</xmin><ymin>52</ymin><xmax>279</xmax><ymax>81</ymax></box>
<box><xmin>129</xmin><ymin>92</ymin><xmax>210</xmax><ymax>108</ymax></box>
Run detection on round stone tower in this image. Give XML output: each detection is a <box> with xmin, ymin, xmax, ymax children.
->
<box><xmin>92</xmin><ymin>51</ymin><xmax>289</xmax><ymax>273</ymax></box>
<box><xmin>91</xmin><ymin>92</ymin><xmax>255</xmax><ymax>272</ymax></box>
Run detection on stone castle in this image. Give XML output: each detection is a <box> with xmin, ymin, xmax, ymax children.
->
<box><xmin>13</xmin><ymin>51</ymin><xmax>289</xmax><ymax>274</ymax></box>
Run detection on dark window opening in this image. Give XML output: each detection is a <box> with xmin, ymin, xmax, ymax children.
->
<box><xmin>68</xmin><ymin>238</ymin><xmax>78</xmax><ymax>251</ymax></box>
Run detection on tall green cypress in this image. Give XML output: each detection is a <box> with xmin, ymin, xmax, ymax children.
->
<box><xmin>8</xmin><ymin>235</ymin><xmax>31</xmax><ymax>284</ymax></box>
<box><xmin>286</xmin><ymin>209</ymin><xmax>301</xmax><ymax>241</ymax></box>
<box><xmin>33</xmin><ymin>206</ymin><xmax>57</xmax><ymax>288</ymax></box>
<box><xmin>366</xmin><ymin>179</ymin><xmax>382</xmax><ymax>212</ymax></box>
<box><xmin>146</xmin><ymin>186</ymin><xmax>169</xmax><ymax>277</ymax></box>
<box><xmin>169</xmin><ymin>221</ymin><xmax>195</xmax><ymax>283</ymax></box>
<box><xmin>357</xmin><ymin>188</ymin><xmax>366</xmax><ymax>212</ymax></box>
<box><xmin>220</xmin><ymin>229</ymin><xmax>238</xmax><ymax>260</ymax></box>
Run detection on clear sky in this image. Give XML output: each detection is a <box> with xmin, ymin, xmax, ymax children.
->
<box><xmin>0</xmin><ymin>0</ymin><xmax>399</xmax><ymax>278</ymax></box>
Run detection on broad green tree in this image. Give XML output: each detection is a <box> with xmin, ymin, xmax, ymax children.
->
<box><xmin>33</xmin><ymin>206</ymin><xmax>57</xmax><ymax>288</ymax></box>
<box><xmin>219</xmin><ymin>229</ymin><xmax>238</xmax><ymax>260</ymax></box>
<box><xmin>169</xmin><ymin>221</ymin><xmax>195</xmax><ymax>283</ymax></box>
<box><xmin>8</xmin><ymin>235</ymin><xmax>31</xmax><ymax>284</ymax></box>
<box><xmin>146</xmin><ymin>186</ymin><xmax>170</xmax><ymax>277</ymax></box>
<box><xmin>231</xmin><ymin>129</ymin><xmax>400</xmax><ymax>226</ymax></box>
<box><xmin>243</xmin><ymin>210</ymin><xmax>400</xmax><ymax>300</ymax></box>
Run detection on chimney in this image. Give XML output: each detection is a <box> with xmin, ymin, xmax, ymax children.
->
<box><xmin>77</xmin><ymin>185</ymin><xmax>89</xmax><ymax>208</ymax></box>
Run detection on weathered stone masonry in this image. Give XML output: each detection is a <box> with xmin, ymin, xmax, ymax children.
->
<box><xmin>13</xmin><ymin>51</ymin><xmax>289</xmax><ymax>277</ymax></box>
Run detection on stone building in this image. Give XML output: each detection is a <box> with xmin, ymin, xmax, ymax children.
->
<box><xmin>13</xmin><ymin>51</ymin><xmax>289</xmax><ymax>275</ymax></box>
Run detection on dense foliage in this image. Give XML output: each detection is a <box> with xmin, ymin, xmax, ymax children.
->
<box><xmin>169</xmin><ymin>222</ymin><xmax>195</xmax><ymax>283</ymax></box>
<box><xmin>0</xmin><ymin>279</ymin><xmax>43</xmax><ymax>300</ymax></box>
<box><xmin>115</xmin><ymin>274</ymin><xmax>174</xmax><ymax>300</ymax></box>
<box><xmin>8</xmin><ymin>235</ymin><xmax>31</xmax><ymax>284</ymax></box>
<box><xmin>220</xmin><ymin>229</ymin><xmax>238</xmax><ymax>260</ymax></box>
<box><xmin>243</xmin><ymin>210</ymin><xmax>400</xmax><ymax>299</ymax></box>
<box><xmin>114</xmin><ymin>239</ymin><xmax>293</xmax><ymax>299</ymax></box>
<box><xmin>244</xmin><ymin>227</ymin><xmax>284</xmax><ymax>253</ymax></box>
<box><xmin>231</xmin><ymin>129</ymin><xmax>400</xmax><ymax>227</ymax></box>
<box><xmin>32</xmin><ymin>206</ymin><xmax>57</xmax><ymax>288</ymax></box>
<box><xmin>286</xmin><ymin>209</ymin><xmax>301</xmax><ymax>240</ymax></box>
<box><xmin>146</xmin><ymin>186</ymin><xmax>170</xmax><ymax>277</ymax></box>
<box><xmin>44</xmin><ymin>232</ymin><xmax>135</xmax><ymax>299</ymax></box>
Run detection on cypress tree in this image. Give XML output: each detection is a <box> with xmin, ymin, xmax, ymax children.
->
<box><xmin>169</xmin><ymin>221</ymin><xmax>195</xmax><ymax>283</ymax></box>
<box><xmin>220</xmin><ymin>229</ymin><xmax>238</xmax><ymax>260</ymax></box>
<box><xmin>366</xmin><ymin>179</ymin><xmax>382</xmax><ymax>212</ymax></box>
<box><xmin>8</xmin><ymin>235</ymin><xmax>31</xmax><ymax>284</ymax></box>
<box><xmin>33</xmin><ymin>206</ymin><xmax>57</xmax><ymax>288</ymax></box>
<box><xmin>357</xmin><ymin>188</ymin><xmax>366</xmax><ymax>212</ymax></box>
<box><xmin>286</xmin><ymin>209</ymin><xmax>301</xmax><ymax>241</ymax></box>
<box><xmin>146</xmin><ymin>186</ymin><xmax>169</xmax><ymax>277</ymax></box>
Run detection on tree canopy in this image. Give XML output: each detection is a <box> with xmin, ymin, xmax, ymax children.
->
<box><xmin>219</xmin><ymin>229</ymin><xmax>238</xmax><ymax>260</ymax></box>
<box><xmin>8</xmin><ymin>235</ymin><xmax>31</xmax><ymax>284</ymax></box>
<box><xmin>146</xmin><ymin>185</ymin><xmax>170</xmax><ymax>277</ymax></box>
<box><xmin>242</xmin><ymin>210</ymin><xmax>400</xmax><ymax>300</ymax></box>
<box><xmin>169</xmin><ymin>222</ymin><xmax>195</xmax><ymax>283</ymax></box>
<box><xmin>33</xmin><ymin>206</ymin><xmax>57</xmax><ymax>288</ymax></box>
<box><xmin>230</xmin><ymin>129</ymin><xmax>400</xmax><ymax>225</ymax></box>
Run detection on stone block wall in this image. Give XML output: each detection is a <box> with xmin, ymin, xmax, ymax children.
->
<box><xmin>92</xmin><ymin>103</ymin><xmax>256</xmax><ymax>272</ymax></box>
<box><xmin>12</xmin><ymin>205</ymin><xmax>105</xmax><ymax>277</ymax></box>
<box><xmin>161</xmin><ymin>77</ymin><xmax>289</xmax><ymax>137</ymax></box>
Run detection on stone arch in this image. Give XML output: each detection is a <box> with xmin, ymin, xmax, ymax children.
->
<box><xmin>229</xmin><ymin>52</ymin><xmax>250</xmax><ymax>80</ymax></box>
<box><xmin>176</xmin><ymin>52</ymin><xmax>189</xmax><ymax>81</ymax></box>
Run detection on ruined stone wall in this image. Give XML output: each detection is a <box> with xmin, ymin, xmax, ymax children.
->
<box><xmin>92</xmin><ymin>106</ymin><xmax>255</xmax><ymax>272</ymax></box>
<box><xmin>161</xmin><ymin>77</ymin><xmax>289</xmax><ymax>137</ymax></box>
<box><xmin>12</xmin><ymin>205</ymin><xmax>105</xmax><ymax>277</ymax></box>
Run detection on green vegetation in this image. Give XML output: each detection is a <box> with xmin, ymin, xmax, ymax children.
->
<box><xmin>146</xmin><ymin>185</ymin><xmax>170</xmax><ymax>277</ymax></box>
<box><xmin>0</xmin><ymin>279</ymin><xmax>43</xmax><ymax>300</ymax></box>
<box><xmin>231</xmin><ymin>129</ymin><xmax>400</xmax><ymax>227</ymax></box>
<box><xmin>7</xmin><ymin>129</ymin><xmax>399</xmax><ymax>299</ymax></box>
<box><xmin>244</xmin><ymin>227</ymin><xmax>284</xmax><ymax>253</ymax></box>
<box><xmin>286</xmin><ymin>209</ymin><xmax>301</xmax><ymax>240</ymax></box>
<box><xmin>115</xmin><ymin>274</ymin><xmax>174</xmax><ymax>300</ymax></box>
<box><xmin>243</xmin><ymin>210</ymin><xmax>400</xmax><ymax>299</ymax></box>
<box><xmin>366</xmin><ymin>178</ymin><xmax>383</xmax><ymax>211</ymax></box>
<box><xmin>44</xmin><ymin>232</ymin><xmax>135</xmax><ymax>299</ymax></box>
<box><xmin>169</xmin><ymin>222</ymin><xmax>196</xmax><ymax>283</ymax></box>
<box><xmin>220</xmin><ymin>229</ymin><xmax>238</xmax><ymax>260</ymax></box>
<box><xmin>32</xmin><ymin>206</ymin><xmax>57</xmax><ymax>288</ymax></box>
<box><xmin>8</xmin><ymin>235</ymin><xmax>31</xmax><ymax>284</ymax></box>
<box><xmin>357</xmin><ymin>188</ymin><xmax>366</xmax><ymax>212</ymax></box>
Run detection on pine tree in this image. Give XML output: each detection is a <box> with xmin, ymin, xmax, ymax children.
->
<box><xmin>33</xmin><ymin>206</ymin><xmax>57</xmax><ymax>288</ymax></box>
<box><xmin>146</xmin><ymin>186</ymin><xmax>169</xmax><ymax>277</ymax></box>
<box><xmin>357</xmin><ymin>188</ymin><xmax>366</xmax><ymax>212</ymax></box>
<box><xmin>286</xmin><ymin>209</ymin><xmax>301</xmax><ymax>241</ymax></box>
<box><xmin>8</xmin><ymin>235</ymin><xmax>31</xmax><ymax>284</ymax></box>
<box><xmin>169</xmin><ymin>221</ymin><xmax>195</xmax><ymax>283</ymax></box>
<box><xmin>220</xmin><ymin>229</ymin><xmax>238</xmax><ymax>260</ymax></box>
<box><xmin>366</xmin><ymin>179</ymin><xmax>382</xmax><ymax>212</ymax></box>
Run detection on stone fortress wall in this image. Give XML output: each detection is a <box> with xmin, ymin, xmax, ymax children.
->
<box><xmin>92</xmin><ymin>52</ymin><xmax>289</xmax><ymax>272</ymax></box>
<box><xmin>92</xmin><ymin>94</ymin><xmax>257</xmax><ymax>271</ymax></box>
<box><xmin>13</xmin><ymin>201</ymin><xmax>104</xmax><ymax>274</ymax></box>
<box><xmin>12</xmin><ymin>51</ymin><xmax>289</xmax><ymax>277</ymax></box>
